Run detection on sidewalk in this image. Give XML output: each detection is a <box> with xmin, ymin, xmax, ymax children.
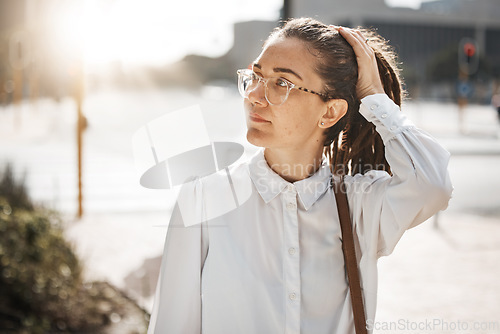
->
<box><xmin>63</xmin><ymin>212</ymin><xmax>169</xmax><ymax>312</ymax></box>
<box><xmin>402</xmin><ymin>100</ymin><xmax>500</xmax><ymax>156</ymax></box>
<box><xmin>376</xmin><ymin>212</ymin><xmax>500</xmax><ymax>333</ymax></box>
<box><xmin>62</xmin><ymin>210</ymin><xmax>500</xmax><ymax>333</ymax></box>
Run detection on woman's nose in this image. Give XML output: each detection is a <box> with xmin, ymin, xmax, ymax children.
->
<box><xmin>247</xmin><ymin>81</ymin><xmax>268</xmax><ymax>106</ymax></box>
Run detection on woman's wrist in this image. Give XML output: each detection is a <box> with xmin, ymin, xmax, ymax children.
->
<box><xmin>358</xmin><ymin>87</ymin><xmax>385</xmax><ymax>100</ymax></box>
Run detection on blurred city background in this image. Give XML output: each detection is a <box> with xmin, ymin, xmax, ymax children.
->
<box><xmin>1</xmin><ymin>0</ymin><xmax>499</xmax><ymax>333</ymax></box>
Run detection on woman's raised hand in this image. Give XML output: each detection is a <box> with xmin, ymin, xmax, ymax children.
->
<box><xmin>333</xmin><ymin>26</ymin><xmax>385</xmax><ymax>100</ymax></box>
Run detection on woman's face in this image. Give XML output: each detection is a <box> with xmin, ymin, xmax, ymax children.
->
<box><xmin>244</xmin><ymin>37</ymin><xmax>331</xmax><ymax>151</ymax></box>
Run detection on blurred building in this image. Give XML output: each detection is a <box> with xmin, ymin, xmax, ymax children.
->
<box><xmin>0</xmin><ymin>0</ymin><xmax>86</xmax><ymax>105</ymax></box>
<box><xmin>226</xmin><ymin>0</ymin><xmax>500</xmax><ymax>101</ymax></box>
<box><xmin>0</xmin><ymin>0</ymin><xmax>26</xmax><ymax>104</ymax></box>
<box><xmin>2</xmin><ymin>0</ymin><xmax>499</xmax><ymax>102</ymax></box>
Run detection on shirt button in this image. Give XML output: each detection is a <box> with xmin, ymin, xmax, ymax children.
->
<box><xmin>288</xmin><ymin>247</ymin><xmax>296</xmax><ymax>255</ymax></box>
<box><xmin>390</xmin><ymin>126</ymin><xmax>396</xmax><ymax>131</ymax></box>
<box><xmin>381</xmin><ymin>113</ymin><xmax>388</xmax><ymax>118</ymax></box>
<box><xmin>289</xmin><ymin>293</ymin><xmax>297</xmax><ymax>300</ymax></box>
<box><xmin>286</xmin><ymin>184</ymin><xmax>295</xmax><ymax>192</ymax></box>
<box><xmin>370</xmin><ymin>104</ymin><xmax>379</xmax><ymax>110</ymax></box>
<box><xmin>286</xmin><ymin>202</ymin><xmax>296</xmax><ymax>210</ymax></box>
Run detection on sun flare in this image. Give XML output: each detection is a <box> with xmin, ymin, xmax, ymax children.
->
<box><xmin>46</xmin><ymin>0</ymin><xmax>281</xmax><ymax>67</ymax></box>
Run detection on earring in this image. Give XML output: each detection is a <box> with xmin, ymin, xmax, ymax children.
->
<box><xmin>321</xmin><ymin>122</ymin><xmax>324</xmax><ymax>125</ymax></box>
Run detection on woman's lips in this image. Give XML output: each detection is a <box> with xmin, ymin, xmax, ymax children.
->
<box><xmin>249</xmin><ymin>114</ymin><xmax>270</xmax><ymax>123</ymax></box>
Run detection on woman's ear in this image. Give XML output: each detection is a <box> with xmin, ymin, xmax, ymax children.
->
<box><xmin>319</xmin><ymin>99</ymin><xmax>348</xmax><ymax>128</ymax></box>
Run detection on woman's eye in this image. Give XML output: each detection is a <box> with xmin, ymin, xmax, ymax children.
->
<box><xmin>276</xmin><ymin>78</ymin><xmax>288</xmax><ymax>87</ymax></box>
<box><xmin>253</xmin><ymin>73</ymin><xmax>264</xmax><ymax>82</ymax></box>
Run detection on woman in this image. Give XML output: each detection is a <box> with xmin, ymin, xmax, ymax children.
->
<box><xmin>148</xmin><ymin>18</ymin><xmax>453</xmax><ymax>334</ymax></box>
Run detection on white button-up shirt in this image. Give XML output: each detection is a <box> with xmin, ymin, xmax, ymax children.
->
<box><xmin>148</xmin><ymin>94</ymin><xmax>453</xmax><ymax>334</ymax></box>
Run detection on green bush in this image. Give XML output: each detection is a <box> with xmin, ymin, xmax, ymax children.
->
<box><xmin>0</xmin><ymin>165</ymin><xmax>128</xmax><ymax>332</ymax></box>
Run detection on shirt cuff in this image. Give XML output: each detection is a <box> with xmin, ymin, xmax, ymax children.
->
<box><xmin>359</xmin><ymin>94</ymin><xmax>414</xmax><ymax>143</ymax></box>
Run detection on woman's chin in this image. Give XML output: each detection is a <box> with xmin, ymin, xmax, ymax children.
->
<box><xmin>246</xmin><ymin>129</ymin><xmax>270</xmax><ymax>148</ymax></box>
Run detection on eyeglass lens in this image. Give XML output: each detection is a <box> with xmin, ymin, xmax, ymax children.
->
<box><xmin>238</xmin><ymin>71</ymin><xmax>290</xmax><ymax>105</ymax></box>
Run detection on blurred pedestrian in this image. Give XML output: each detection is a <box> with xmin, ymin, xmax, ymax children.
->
<box><xmin>148</xmin><ymin>18</ymin><xmax>453</xmax><ymax>334</ymax></box>
<box><xmin>492</xmin><ymin>91</ymin><xmax>500</xmax><ymax>138</ymax></box>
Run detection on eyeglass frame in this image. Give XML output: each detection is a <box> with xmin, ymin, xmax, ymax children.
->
<box><xmin>236</xmin><ymin>69</ymin><xmax>331</xmax><ymax>106</ymax></box>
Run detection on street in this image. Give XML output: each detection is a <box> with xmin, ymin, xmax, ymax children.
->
<box><xmin>448</xmin><ymin>155</ymin><xmax>500</xmax><ymax>217</ymax></box>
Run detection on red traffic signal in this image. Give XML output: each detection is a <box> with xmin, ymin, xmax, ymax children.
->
<box><xmin>463</xmin><ymin>43</ymin><xmax>476</xmax><ymax>58</ymax></box>
<box><xmin>459</xmin><ymin>38</ymin><xmax>478</xmax><ymax>75</ymax></box>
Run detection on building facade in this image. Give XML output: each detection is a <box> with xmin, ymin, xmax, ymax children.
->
<box><xmin>228</xmin><ymin>0</ymin><xmax>500</xmax><ymax>101</ymax></box>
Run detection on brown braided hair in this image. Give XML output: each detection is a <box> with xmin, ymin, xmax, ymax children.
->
<box><xmin>265</xmin><ymin>18</ymin><xmax>404</xmax><ymax>176</ymax></box>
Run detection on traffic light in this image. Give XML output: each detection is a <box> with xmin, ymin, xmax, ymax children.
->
<box><xmin>458</xmin><ymin>37</ymin><xmax>479</xmax><ymax>75</ymax></box>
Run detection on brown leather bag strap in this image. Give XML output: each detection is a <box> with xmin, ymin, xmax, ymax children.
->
<box><xmin>333</xmin><ymin>177</ymin><xmax>368</xmax><ymax>334</ymax></box>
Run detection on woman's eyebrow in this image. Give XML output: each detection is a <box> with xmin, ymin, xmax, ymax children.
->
<box><xmin>273</xmin><ymin>67</ymin><xmax>303</xmax><ymax>81</ymax></box>
<box><xmin>252</xmin><ymin>63</ymin><xmax>303</xmax><ymax>81</ymax></box>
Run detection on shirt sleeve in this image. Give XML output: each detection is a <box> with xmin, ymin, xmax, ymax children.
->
<box><xmin>148</xmin><ymin>187</ymin><xmax>209</xmax><ymax>333</ymax></box>
<box><xmin>344</xmin><ymin>94</ymin><xmax>453</xmax><ymax>258</ymax></box>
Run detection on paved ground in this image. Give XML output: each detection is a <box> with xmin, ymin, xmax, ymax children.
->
<box><xmin>1</xmin><ymin>89</ymin><xmax>499</xmax><ymax>333</ymax></box>
<box><xmin>376</xmin><ymin>213</ymin><xmax>500</xmax><ymax>333</ymax></box>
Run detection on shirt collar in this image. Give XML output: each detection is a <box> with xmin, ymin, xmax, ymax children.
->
<box><xmin>248</xmin><ymin>149</ymin><xmax>332</xmax><ymax>210</ymax></box>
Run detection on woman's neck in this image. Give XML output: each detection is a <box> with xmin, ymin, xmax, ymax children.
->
<box><xmin>264</xmin><ymin>146</ymin><xmax>324</xmax><ymax>183</ymax></box>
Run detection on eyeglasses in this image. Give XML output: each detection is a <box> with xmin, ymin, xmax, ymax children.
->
<box><xmin>236</xmin><ymin>69</ymin><xmax>330</xmax><ymax>106</ymax></box>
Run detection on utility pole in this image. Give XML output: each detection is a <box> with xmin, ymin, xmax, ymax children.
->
<box><xmin>75</xmin><ymin>57</ymin><xmax>85</xmax><ymax>218</ymax></box>
<box><xmin>279</xmin><ymin>0</ymin><xmax>291</xmax><ymax>25</ymax></box>
<box><xmin>283</xmin><ymin>0</ymin><xmax>291</xmax><ymax>21</ymax></box>
<box><xmin>457</xmin><ymin>37</ymin><xmax>478</xmax><ymax>134</ymax></box>
<box><xmin>10</xmin><ymin>32</ymin><xmax>27</xmax><ymax>129</ymax></box>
